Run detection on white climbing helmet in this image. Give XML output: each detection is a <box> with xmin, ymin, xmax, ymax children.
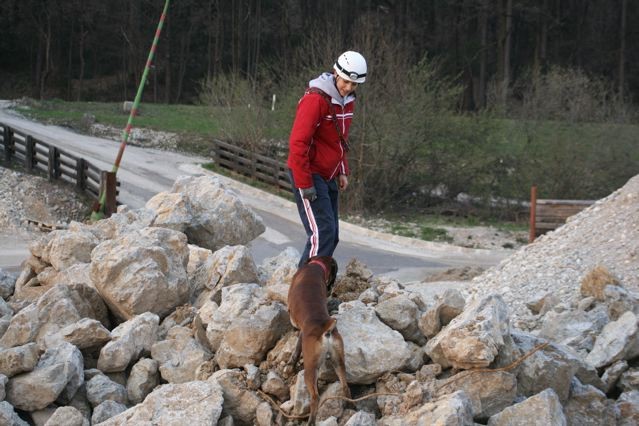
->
<box><xmin>334</xmin><ymin>51</ymin><xmax>367</xmax><ymax>83</ymax></box>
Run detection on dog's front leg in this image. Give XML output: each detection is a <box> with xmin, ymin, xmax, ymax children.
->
<box><xmin>289</xmin><ymin>331</ymin><xmax>303</xmax><ymax>365</ymax></box>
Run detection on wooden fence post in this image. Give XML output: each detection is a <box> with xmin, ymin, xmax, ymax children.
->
<box><xmin>212</xmin><ymin>140</ymin><xmax>219</xmax><ymax>165</ymax></box>
<box><xmin>76</xmin><ymin>158</ymin><xmax>87</xmax><ymax>190</ymax></box>
<box><xmin>3</xmin><ymin>126</ymin><xmax>14</xmax><ymax>163</ymax></box>
<box><xmin>250</xmin><ymin>152</ymin><xmax>257</xmax><ymax>180</ymax></box>
<box><xmin>48</xmin><ymin>146</ymin><xmax>60</xmax><ymax>181</ymax></box>
<box><xmin>100</xmin><ymin>171</ymin><xmax>117</xmax><ymax>218</ymax></box>
<box><xmin>529</xmin><ymin>185</ymin><xmax>537</xmax><ymax>243</ymax></box>
<box><xmin>25</xmin><ymin>136</ymin><xmax>35</xmax><ymax>171</ymax></box>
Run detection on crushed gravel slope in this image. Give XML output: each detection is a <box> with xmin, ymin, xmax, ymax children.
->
<box><xmin>466</xmin><ymin>174</ymin><xmax>639</xmax><ymax>324</ymax></box>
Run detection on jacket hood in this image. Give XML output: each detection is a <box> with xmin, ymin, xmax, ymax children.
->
<box><xmin>309</xmin><ymin>72</ymin><xmax>356</xmax><ymax>106</ymax></box>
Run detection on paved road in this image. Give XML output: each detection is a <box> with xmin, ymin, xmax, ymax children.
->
<box><xmin>0</xmin><ymin>103</ymin><xmax>510</xmax><ymax>281</ymax></box>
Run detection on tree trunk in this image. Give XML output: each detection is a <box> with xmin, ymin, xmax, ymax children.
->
<box><xmin>619</xmin><ymin>0</ymin><xmax>627</xmax><ymax>100</ymax></box>
<box><xmin>533</xmin><ymin>0</ymin><xmax>549</xmax><ymax>84</ymax></box>
<box><xmin>77</xmin><ymin>27</ymin><xmax>87</xmax><ymax>101</ymax></box>
<box><xmin>39</xmin><ymin>15</ymin><xmax>52</xmax><ymax>100</ymax></box>
<box><xmin>207</xmin><ymin>0</ymin><xmax>213</xmax><ymax>79</ymax></box>
<box><xmin>66</xmin><ymin>18</ymin><xmax>75</xmax><ymax>100</ymax></box>
<box><xmin>164</xmin><ymin>15</ymin><xmax>172</xmax><ymax>104</ymax></box>
<box><xmin>501</xmin><ymin>0</ymin><xmax>513</xmax><ymax>105</ymax></box>
<box><xmin>175</xmin><ymin>24</ymin><xmax>193</xmax><ymax>103</ymax></box>
<box><xmin>478</xmin><ymin>0</ymin><xmax>488</xmax><ymax>109</ymax></box>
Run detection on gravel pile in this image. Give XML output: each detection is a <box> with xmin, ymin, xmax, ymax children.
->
<box><xmin>466</xmin><ymin>173</ymin><xmax>639</xmax><ymax>327</ymax></box>
<box><xmin>0</xmin><ymin>166</ymin><xmax>90</xmax><ymax>231</ymax></box>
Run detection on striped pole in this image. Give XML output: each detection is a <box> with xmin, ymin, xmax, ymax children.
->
<box><xmin>91</xmin><ymin>0</ymin><xmax>170</xmax><ymax>220</ymax></box>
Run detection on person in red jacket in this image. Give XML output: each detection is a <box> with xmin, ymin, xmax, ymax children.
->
<box><xmin>287</xmin><ymin>51</ymin><xmax>367</xmax><ymax>267</ymax></box>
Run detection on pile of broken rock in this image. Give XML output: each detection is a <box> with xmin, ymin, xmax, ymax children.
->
<box><xmin>0</xmin><ymin>174</ymin><xmax>636</xmax><ymax>425</ymax></box>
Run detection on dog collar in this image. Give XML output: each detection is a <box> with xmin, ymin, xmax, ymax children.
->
<box><xmin>308</xmin><ymin>259</ymin><xmax>329</xmax><ymax>284</ymax></box>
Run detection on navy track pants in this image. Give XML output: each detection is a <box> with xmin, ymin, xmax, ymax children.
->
<box><xmin>289</xmin><ymin>171</ymin><xmax>340</xmax><ymax>267</ymax></box>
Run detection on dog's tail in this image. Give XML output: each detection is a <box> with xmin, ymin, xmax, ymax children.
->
<box><xmin>322</xmin><ymin>317</ymin><xmax>337</xmax><ymax>337</ymax></box>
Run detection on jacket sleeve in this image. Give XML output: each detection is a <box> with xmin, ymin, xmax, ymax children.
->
<box><xmin>340</xmin><ymin>157</ymin><xmax>349</xmax><ymax>176</ymax></box>
<box><xmin>288</xmin><ymin>94</ymin><xmax>324</xmax><ymax>189</ymax></box>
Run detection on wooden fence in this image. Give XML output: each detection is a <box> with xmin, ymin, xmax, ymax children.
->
<box><xmin>1</xmin><ymin>123</ymin><xmax>118</xmax><ymax>212</ymax></box>
<box><xmin>211</xmin><ymin>138</ymin><xmax>290</xmax><ymax>191</ymax></box>
<box><xmin>529</xmin><ymin>185</ymin><xmax>595</xmax><ymax>242</ymax></box>
<box><xmin>1</xmin><ymin>121</ymin><xmax>287</xmax><ymax>215</ymax></box>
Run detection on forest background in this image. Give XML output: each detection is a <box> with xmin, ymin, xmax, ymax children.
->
<box><xmin>0</xmin><ymin>0</ymin><xmax>637</xmax><ymax>217</ymax></box>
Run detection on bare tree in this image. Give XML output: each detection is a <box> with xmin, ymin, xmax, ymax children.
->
<box><xmin>619</xmin><ymin>0</ymin><xmax>627</xmax><ymax>100</ymax></box>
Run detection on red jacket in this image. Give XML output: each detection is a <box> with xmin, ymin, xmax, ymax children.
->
<box><xmin>287</xmin><ymin>81</ymin><xmax>355</xmax><ymax>189</ymax></box>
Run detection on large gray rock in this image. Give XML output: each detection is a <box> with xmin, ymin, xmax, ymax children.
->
<box><xmin>126</xmin><ymin>358</ymin><xmax>159</xmax><ymax>405</ymax></box>
<box><xmin>91</xmin><ymin>400</ymin><xmax>127</xmax><ymax>425</ymax></box>
<box><xmin>36</xmin><ymin>263</ymin><xmax>94</xmax><ymax>292</ymax></box>
<box><xmin>76</xmin><ymin>207</ymin><xmax>156</xmax><ymax>243</ymax></box>
<box><xmin>215</xmin><ymin>302</ymin><xmax>290</xmax><ymax>369</ymax></box>
<box><xmin>0</xmin><ymin>296</ymin><xmax>12</xmax><ymax>317</ymax></box>
<box><xmin>6</xmin><ymin>342</ymin><xmax>84</xmax><ymax>411</ymax></box>
<box><xmin>210</xmin><ymin>369</ymin><xmax>262</xmax><ymax>424</ymax></box>
<box><xmin>90</xmin><ymin>227</ymin><xmax>190</xmax><ymax>320</ymax></box>
<box><xmin>145</xmin><ymin>192</ymin><xmax>192</xmax><ymax>233</ymax></box>
<box><xmin>187</xmin><ymin>244</ymin><xmax>261</xmax><ymax>305</ymax></box>
<box><xmin>0</xmin><ymin>374</ymin><xmax>6</xmax><ymax>400</ymax></box>
<box><xmin>435</xmin><ymin>371</ymin><xmax>517</xmax><ymax>420</ymax></box>
<box><xmin>425</xmin><ymin>294</ymin><xmax>510</xmax><ymax>370</ymax></box>
<box><xmin>619</xmin><ymin>367</ymin><xmax>639</xmax><ymax>392</ymax></box>
<box><xmin>204</xmin><ymin>245</ymin><xmax>260</xmax><ymax>294</ymax></box>
<box><xmin>0</xmin><ymin>401</ymin><xmax>29</xmax><ymax>426</ymax></box>
<box><xmin>151</xmin><ymin>325</ymin><xmax>211</xmax><ymax>383</ymax></box>
<box><xmin>379</xmin><ymin>390</ymin><xmax>475</xmax><ymax>426</ymax></box>
<box><xmin>206</xmin><ymin>283</ymin><xmax>265</xmax><ymax>351</ymax></box>
<box><xmin>43</xmin><ymin>318</ymin><xmax>111</xmax><ymax>350</ymax></box>
<box><xmin>509</xmin><ymin>332</ymin><xmax>579</xmax><ymax>403</ymax></box>
<box><xmin>344</xmin><ymin>411</ymin><xmax>376</xmax><ymax>426</ymax></box>
<box><xmin>616</xmin><ymin>391</ymin><xmax>639</xmax><ymax>426</ymax></box>
<box><xmin>0</xmin><ymin>268</ymin><xmax>17</xmax><ymax>299</ymax></box>
<box><xmin>261</xmin><ymin>371</ymin><xmax>289</xmax><ymax>401</ymax></box>
<box><xmin>44</xmin><ymin>406</ymin><xmax>86</xmax><ymax>426</ymax></box>
<box><xmin>0</xmin><ymin>284</ymin><xmax>109</xmax><ymax>349</ymax></box>
<box><xmin>601</xmin><ymin>360</ymin><xmax>629</xmax><ymax>393</ymax></box>
<box><xmin>585</xmin><ymin>311</ymin><xmax>639</xmax><ymax>368</ymax></box>
<box><xmin>0</xmin><ymin>343</ymin><xmax>41</xmax><ymax>377</ymax></box>
<box><xmin>167</xmin><ymin>175</ymin><xmax>265</xmax><ymax>251</ymax></box>
<box><xmin>563</xmin><ymin>378</ymin><xmax>616</xmax><ymax>426</ymax></box>
<box><xmin>375</xmin><ymin>294</ymin><xmax>424</xmax><ymax>344</ymax></box>
<box><xmin>487</xmin><ymin>388</ymin><xmax>567</xmax><ymax>426</ymax></box>
<box><xmin>538</xmin><ymin>306</ymin><xmax>609</xmax><ymax>353</ymax></box>
<box><xmin>186</xmin><ymin>244</ymin><xmax>213</xmax><ymax>304</ymax></box>
<box><xmin>86</xmin><ymin>373</ymin><xmax>128</xmax><ymax>408</ymax></box>
<box><xmin>336</xmin><ymin>301</ymin><xmax>412</xmax><ymax>384</ymax></box>
<box><xmin>97</xmin><ymin>312</ymin><xmax>159</xmax><ymax>373</ymax></box>
<box><xmin>96</xmin><ymin>380</ymin><xmax>224</xmax><ymax>425</ymax></box>
<box><xmin>258</xmin><ymin>247</ymin><xmax>300</xmax><ymax>287</ymax></box>
<box><xmin>41</xmin><ymin>230</ymin><xmax>99</xmax><ymax>272</ymax></box>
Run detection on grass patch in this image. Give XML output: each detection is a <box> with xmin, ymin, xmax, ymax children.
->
<box><xmin>16</xmin><ymin>100</ymin><xmax>222</xmax><ymax>134</ymax></box>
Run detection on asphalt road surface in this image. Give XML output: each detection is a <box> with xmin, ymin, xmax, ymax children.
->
<box><xmin>0</xmin><ymin>102</ymin><xmax>509</xmax><ymax>281</ymax></box>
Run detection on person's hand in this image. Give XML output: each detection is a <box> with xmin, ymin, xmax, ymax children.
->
<box><xmin>300</xmin><ymin>186</ymin><xmax>317</xmax><ymax>202</ymax></box>
<box><xmin>338</xmin><ymin>174</ymin><xmax>349</xmax><ymax>191</ymax></box>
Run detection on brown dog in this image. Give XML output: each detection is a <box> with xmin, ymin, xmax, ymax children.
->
<box><xmin>287</xmin><ymin>255</ymin><xmax>350</xmax><ymax>425</ymax></box>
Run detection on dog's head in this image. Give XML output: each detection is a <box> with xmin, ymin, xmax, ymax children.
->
<box><xmin>306</xmin><ymin>255</ymin><xmax>338</xmax><ymax>292</ymax></box>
